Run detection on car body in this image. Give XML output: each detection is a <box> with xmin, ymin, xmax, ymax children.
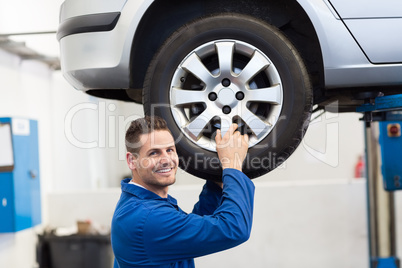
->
<box><xmin>57</xmin><ymin>0</ymin><xmax>402</xmax><ymax>179</ymax></box>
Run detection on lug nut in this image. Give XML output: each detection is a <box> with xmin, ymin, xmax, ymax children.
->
<box><xmin>236</xmin><ymin>91</ymin><xmax>245</xmax><ymax>100</ymax></box>
<box><xmin>222</xmin><ymin>78</ymin><xmax>231</xmax><ymax>87</ymax></box>
<box><xmin>222</xmin><ymin>106</ymin><xmax>231</xmax><ymax>114</ymax></box>
<box><xmin>208</xmin><ymin>92</ymin><xmax>218</xmax><ymax>101</ymax></box>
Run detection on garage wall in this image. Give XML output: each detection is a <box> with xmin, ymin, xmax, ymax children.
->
<box><xmin>1</xmin><ymin>46</ymin><xmax>399</xmax><ymax>268</ymax></box>
<box><xmin>49</xmin><ymin>73</ymin><xmax>142</xmax><ymax>190</ymax></box>
<box><xmin>0</xmin><ymin>49</ymin><xmax>140</xmax><ymax>267</ymax></box>
<box><xmin>45</xmin><ymin>180</ymin><xmax>402</xmax><ymax>268</ymax></box>
<box><xmin>0</xmin><ymin>47</ymin><xmax>369</xmax><ymax>189</ymax></box>
<box><xmin>0</xmin><ymin>0</ymin><xmax>383</xmax><ymax>267</ymax></box>
<box><xmin>0</xmin><ymin>50</ymin><xmax>53</xmax><ymax>268</ymax></box>
<box><xmin>0</xmin><ymin>49</ymin><xmax>139</xmax><ymax>191</ymax></box>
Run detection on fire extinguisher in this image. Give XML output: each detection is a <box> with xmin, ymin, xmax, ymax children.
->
<box><xmin>354</xmin><ymin>155</ymin><xmax>365</xmax><ymax>178</ymax></box>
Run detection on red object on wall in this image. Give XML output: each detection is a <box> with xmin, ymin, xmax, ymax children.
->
<box><xmin>354</xmin><ymin>155</ymin><xmax>365</xmax><ymax>178</ymax></box>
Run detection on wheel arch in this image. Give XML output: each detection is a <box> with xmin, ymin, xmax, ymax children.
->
<box><xmin>127</xmin><ymin>0</ymin><xmax>324</xmax><ymax>104</ymax></box>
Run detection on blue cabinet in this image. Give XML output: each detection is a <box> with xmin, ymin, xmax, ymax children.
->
<box><xmin>0</xmin><ymin>118</ymin><xmax>41</xmax><ymax>232</ymax></box>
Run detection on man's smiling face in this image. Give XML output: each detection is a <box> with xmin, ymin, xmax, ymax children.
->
<box><xmin>127</xmin><ymin>130</ymin><xmax>179</xmax><ymax>198</ymax></box>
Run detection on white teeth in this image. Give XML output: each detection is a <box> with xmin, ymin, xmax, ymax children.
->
<box><xmin>155</xmin><ymin>168</ymin><xmax>172</xmax><ymax>173</ymax></box>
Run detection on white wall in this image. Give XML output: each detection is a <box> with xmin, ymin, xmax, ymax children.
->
<box><xmin>45</xmin><ymin>180</ymin><xmax>402</xmax><ymax>268</ymax></box>
<box><xmin>0</xmin><ymin>49</ymin><xmax>141</xmax><ymax>267</ymax></box>
<box><xmin>49</xmin><ymin>72</ymin><xmax>143</xmax><ymax>190</ymax></box>
<box><xmin>0</xmin><ymin>46</ymin><xmax>399</xmax><ymax>268</ymax></box>
<box><xmin>0</xmin><ymin>49</ymin><xmax>53</xmax><ymax>268</ymax></box>
<box><xmin>0</xmin><ymin>1</ymin><xmax>391</xmax><ymax>267</ymax></box>
<box><xmin>0</xmin><ymin>49</ymin><xmax>140</xmax><ymax>189</ymax></box>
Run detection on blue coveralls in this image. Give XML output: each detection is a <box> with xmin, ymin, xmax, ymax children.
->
<box><xmin>111</xmin><ymin>168</ymin><xmax>255</xmax><ymax>268</ymax></box>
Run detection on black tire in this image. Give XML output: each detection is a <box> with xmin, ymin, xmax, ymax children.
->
<box><xmin>143</xmin><ymin>13</ymin><xmax>312</xmax><ymax>181</ymax></box>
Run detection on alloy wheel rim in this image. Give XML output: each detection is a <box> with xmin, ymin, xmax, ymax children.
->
<box><xmin>170</xmin><ymin>40</ymin><xmax>284</xmax><ymax>152</ymax></box>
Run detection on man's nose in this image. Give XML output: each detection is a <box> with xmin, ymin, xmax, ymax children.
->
<box><xmin>159</xmin><ymin>154</ymin><xmax>173</xmax><ymax>165</ymax></box>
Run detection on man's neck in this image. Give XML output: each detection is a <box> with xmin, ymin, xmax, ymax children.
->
<box><xmin>129</xmin><ymin>180</ymin><xmax>146</xmax><ymax>189</ymax></box>
<box><xmin>130</xmin><ymin>178</ymin><xmax>169</xmax><ymax>198</ymax></box>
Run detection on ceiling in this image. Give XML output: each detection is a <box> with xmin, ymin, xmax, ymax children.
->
<box><xmin>0</xmin><ymin>0</ymin><xmax>64</xmax><ymax>69</ymax></box>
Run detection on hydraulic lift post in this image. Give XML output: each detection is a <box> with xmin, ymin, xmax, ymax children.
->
<box><xmin>357</xmin><ymin>94</ymin><xmax>402</xmax><ymax>268</ymax></box>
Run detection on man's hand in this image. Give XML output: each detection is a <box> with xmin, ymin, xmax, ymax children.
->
<box><xmin>215</xmin><ymin>124</ymin><xmax>249</xmax><ymax>172</ymax></box>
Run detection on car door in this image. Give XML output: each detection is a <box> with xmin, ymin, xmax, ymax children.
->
<box><xmin>328</xmin><ymin>0</ymin><xmax>402</xmax><ymax>63</ymax></box>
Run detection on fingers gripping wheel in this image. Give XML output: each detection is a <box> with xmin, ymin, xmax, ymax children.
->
<box><xmin>143</xmin><ymin>13</ymin><xmax>313</xmax><ymax>181</ymax></box>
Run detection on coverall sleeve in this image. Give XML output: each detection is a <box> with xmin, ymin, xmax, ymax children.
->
<box><xmin>142</xmin><ymin>169</ymin><xmax>255</xmax><ymax>265</ymax></box>
<box><xmin>192</xmin><ymin>180</ymin><xmax>223</xmax><ymax>216</ymax></box>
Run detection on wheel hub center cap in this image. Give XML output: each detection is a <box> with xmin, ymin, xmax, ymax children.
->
<box><xmin>218</xmin><ymin>88</ymin><xmax>235</xmax><ymax>106</ymax></box>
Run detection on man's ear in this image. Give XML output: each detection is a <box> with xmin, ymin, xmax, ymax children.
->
<box><xmin>126</xmin><ymin>152</ymin><xmax>137</xmax><ymax>170</ymax></box>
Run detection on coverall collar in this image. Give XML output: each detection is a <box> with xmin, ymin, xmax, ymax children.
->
<box><xmin>121</xmin><ymin>178</ymin><xmax>178</xmax><ymax>206</ymax></box>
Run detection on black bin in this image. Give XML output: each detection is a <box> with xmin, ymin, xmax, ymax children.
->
<box><xmin>37</xmin><ymin>233</ymin><xmax>113</xmax><ymax>268</ymax></box>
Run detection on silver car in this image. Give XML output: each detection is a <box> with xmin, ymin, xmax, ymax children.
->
<box><xmin>57</xmin><ymin>0</ymin><xmax>402</xmax><ymax>180</ymax></box>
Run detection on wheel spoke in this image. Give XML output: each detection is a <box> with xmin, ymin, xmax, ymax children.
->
<box><xmin>183</xmin><ymin>110</ymin><xmax>214</xmax><ymax>140</ymax></box>
<box><xmin>238</xmin><ymin>51</ymin><xmax>270</xmax><ymax>83</ymax></box>
<box><xmin>181</xmin><ymin>53</ymin><xmax>215</xmax><ymax>84</ymax></box>
<box><xmin>241</xmin><ymin>108</ymin><xmax>271</xmax><ymax>138</ymax></box>
<box><xmin>216</xmin><ymin>42</ymin><xmax>235</xmax><ymax>77</ymax></box>
<box><xmin>171</xmin><ymin>87</ymin><xmax>206</xmax><ymax>106</ymax></box>
<box><xmin>246</xmin><ymin>84</ymin><xmax>282</xmax><ymax>105</ymax></box>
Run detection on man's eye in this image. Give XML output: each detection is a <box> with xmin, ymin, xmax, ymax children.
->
<box><xmin>149</xmin><ymin>151</ymin><xmax>157</xmax><ymax>156</ymax></box>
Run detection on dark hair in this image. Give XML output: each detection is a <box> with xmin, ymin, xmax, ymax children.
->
<box><xmin>125</xmin><ymin>116</ymin><xmax>171</xmax><ymax>154</ymax></box>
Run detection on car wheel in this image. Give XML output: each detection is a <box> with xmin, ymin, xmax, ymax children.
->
<box><xmin>143</xmin><ymin>13</ymin><xmax>312</xmax><ymax>180</ymax></box>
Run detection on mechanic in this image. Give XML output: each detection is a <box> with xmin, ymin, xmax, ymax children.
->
<box><xmin>111</xmin><ymin>116</ymin><xmax>255</xmax><ymax>268</ymax></box>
